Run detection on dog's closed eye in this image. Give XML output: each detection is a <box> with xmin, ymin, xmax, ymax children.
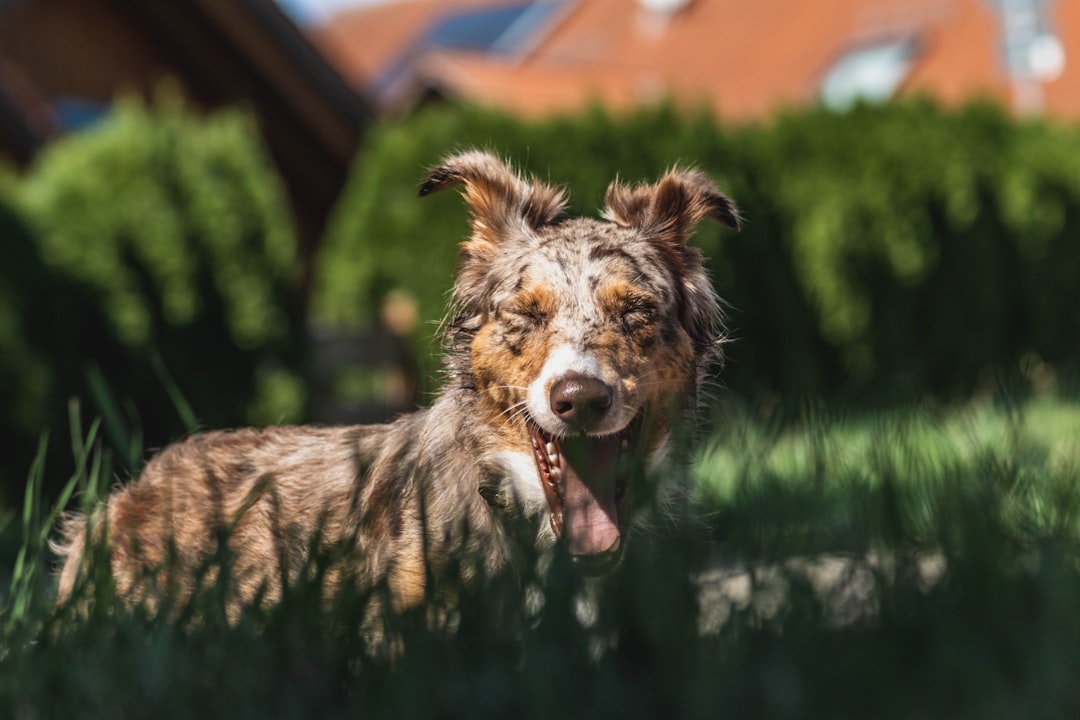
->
<box><xmin>597</xmin><ymin>285</ymin><xmax>659</xmax><ymax>334</ymax></box>
<box><xmin>621</xmin><ymin>307</ymin><xmax>656</xmax><ymax>334</ymax></box>
<box><xmin>502</xmin><ymin>289</ymin><xmax>555</xmax><ymax>331</ymax></box>
<box><xmin>502</xmin><ymin>307</ymin><xmax>547</xmax><ymax>334</ymax></box>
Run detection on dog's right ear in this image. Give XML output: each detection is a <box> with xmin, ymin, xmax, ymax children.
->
<box><xmin>419</xmin><ymin>151</ymin><xmax>567</xmax><ymax>246</ymax></box>
<box><xmin>602</xmin><ymin>167</ymin><xmax>741</xmax><ymax>244</ymax></box>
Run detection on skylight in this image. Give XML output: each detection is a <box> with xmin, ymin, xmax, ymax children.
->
<box><xmin>820</xmin><ymin>38</ymin><xmax>918</xmax><ymax>111</ymax></box>
<box><xmin>426</xmin><ymin>1</ymin><xmax>562</xmax><ymax>55</ymax></box>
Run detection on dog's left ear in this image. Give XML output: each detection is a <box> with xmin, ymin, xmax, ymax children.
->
<box><xmin>419</xmin><ymin>150</ymin><xmax>567</xmax><ymax>244</ymax></box>
<box><xmin>602</xmin><ymin>167</ymin><xmax>740</xmax><ymax>243</ymax></box>
<box><xmin>604</xmin><ymin>168</ymin><xmax>739</xmax><ymax>361</ymax></box>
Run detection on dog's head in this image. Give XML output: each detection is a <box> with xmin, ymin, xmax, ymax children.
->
<box><xmin>421</xmin><ymin>150</ymin><xmax>739</xmax><ymax>573</ymax></box>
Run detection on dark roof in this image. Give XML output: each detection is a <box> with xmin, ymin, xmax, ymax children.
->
<box><xmin>0</xmin><ymin>55</ymin><xmax>58</xmax><ymax>164</ymax></box>
<box><xmin>115</xmin><ymin>0</ymin><xmax>372</xmax><ymax>250</ymax></box>
<box><xmin>0</xmin><ymin>0</ymin><xmax>372</xmax><ymax>254</ymax></box>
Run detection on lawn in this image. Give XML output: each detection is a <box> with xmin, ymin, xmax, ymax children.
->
<box><xmin>3</xmin><ymin>390</ymin><xmax>1080</xmax><ymax>718</ymax></box>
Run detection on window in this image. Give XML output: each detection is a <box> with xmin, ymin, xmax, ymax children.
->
<box><xmin>427</xmin><ymin>1</ymin><xmax>563</xmax><ymax>55</ymax></box>
<box><xmin>820</xmin><ymin>38</ymin><xmax>918</xmax><ymax>111</ymax></box>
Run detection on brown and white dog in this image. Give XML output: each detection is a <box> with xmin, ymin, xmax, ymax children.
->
<box><xmin>53</xmin><ymin>150</ymin><xmax>739</xmax><ymax>614</ymax></box>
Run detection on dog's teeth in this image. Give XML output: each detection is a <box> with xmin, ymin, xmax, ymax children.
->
<box><xmin>549</xmin><ymin>467</ymin><xmax>561</xmax><ymax>482</ymax></box>
<box><xmin>546</xmin><ymin>442</ymin><xmax>559</xmax><ymax>464</ymax></box>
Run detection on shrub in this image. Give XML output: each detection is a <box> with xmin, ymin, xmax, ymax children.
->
<box><xmin>0</xmin><ymin>95</ymin><xmax>304</xmax><ymax>498</ymax></box>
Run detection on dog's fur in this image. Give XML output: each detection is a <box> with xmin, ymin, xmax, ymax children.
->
<box><xmin>53</xmin><ymin>150</ymin><xmax>739</xmax><ymax>614</ymax></box>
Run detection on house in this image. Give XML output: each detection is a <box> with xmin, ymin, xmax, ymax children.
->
<box><xmin>309</xmin><ymin>0</ymin><xmax>1080</xmax><ymax>120</ymax></box>
<box><xmin>0</xmin><ymin>0</ymin><xmax>372</xmax><ymax>256</ymax></box>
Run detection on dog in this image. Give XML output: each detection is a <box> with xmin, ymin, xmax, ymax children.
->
<box><xmin>53</xmin><ymin>150</ymin><xmax>739</xmax><ymax>617</ymax></box>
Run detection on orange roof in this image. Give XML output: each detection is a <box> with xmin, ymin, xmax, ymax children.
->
<box><xmin>1043</xmin><ymin>0</ymin><xmax>1080</xmax><ymax>116</ymax></box>
<box><xmin>310</xmin><ymin>0</ymin><xmax>1080</xmax><ymax>120</ymax></box>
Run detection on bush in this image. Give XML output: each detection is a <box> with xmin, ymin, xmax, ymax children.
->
<box><xmin>0</xmin><ymin>95</ymin><xmax>304</xmax><ymax>499</ymax></box>
<box><xmin>314</xmin><ymin>100</ymin><xmax>1080</xmax><ymax>403</ymax></box>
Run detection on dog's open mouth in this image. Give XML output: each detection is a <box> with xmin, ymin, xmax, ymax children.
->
<box><xmin>527</xmin><ymin>419</ymin><xmax>632</xmax><ymax>574</ymax></box>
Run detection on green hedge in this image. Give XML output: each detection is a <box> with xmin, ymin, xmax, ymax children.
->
<box><xmin>313</xmin><ymin>100</ymin><xmax>1080</xmax><ymax>403</ymax></box>
<box><xmin>0</xmin><ymin>97</ymin><xmax>304</xmax><ymax>498</ymax></box>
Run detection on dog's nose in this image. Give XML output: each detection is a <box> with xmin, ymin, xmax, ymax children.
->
<box><xmin>549</xmin><ymin>373</ymin><xmax>613</xmax><ymax>428</ymax></box>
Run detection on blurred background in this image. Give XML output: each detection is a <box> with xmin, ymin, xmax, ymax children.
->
<box><xmin>1</xmin><ymin>0</ymin><xmax>1079</xmax><ymax>504</ymax></box>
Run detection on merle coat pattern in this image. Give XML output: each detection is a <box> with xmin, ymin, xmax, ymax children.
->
<box><xmin>53</xmin><ymin>151</ymin><xmax>739</xmax><ymax>613</ymax></box>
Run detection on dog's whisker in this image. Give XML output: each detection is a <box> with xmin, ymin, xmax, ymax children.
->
<box><xmin>498</xmin><ymin>405</ymin><xmax>532</xmax><ymax>430</ymax></box>
<box><xmin>498</xmin><ymin>400</ymin><xmax>529</xmax><ymax>420</ymax></box>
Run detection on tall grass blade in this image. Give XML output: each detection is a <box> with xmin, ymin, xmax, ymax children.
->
<box><xmin>6</xmin><ymin>434</ymin><xmax>48</xmax><ymax>625</ymax></box>
<box><xmin>151</xmin><ymin>349</ymin><xmax>199</xmax><ymax>433</ymax></box>
<box><xmin>40</xmin><ymin>418</ymin><xmax>101</xmax><ymax>547</ymax></box>
<box><xmin>68</xmin><ymin>397</ymin><xmax>84</xmax><ymax>464</ymax></box>
<box><xmin>86</xmin><ymin>363</ymin><xmax>139</xmax><ymax>472</ymax></box>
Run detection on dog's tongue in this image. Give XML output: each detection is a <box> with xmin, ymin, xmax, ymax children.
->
<box><xmin>559</xmin><ymin>435</ymin><xmax>621</xmax><ymax>557</ymax></box>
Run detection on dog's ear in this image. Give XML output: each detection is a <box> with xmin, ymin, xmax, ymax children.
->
<box><xmin>602</xmin><ymin>167</ymin><xmax>740</xmax><ymax>244</ymax></box>
<box><xmin>422</xmin><ymin>151</ymin><xmax>567</xmax><ymax>348</ymax></box>
<box><xmin>604</xmin><ymin>168</ymin><xmax>738</xmax><ymax>364</ymax></box>
<box><xmin>420</xmin><ymin>151</ymin><xmax>567</xmax><ymax>243</ymax></box>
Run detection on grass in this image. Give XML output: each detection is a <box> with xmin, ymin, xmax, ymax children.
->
<box><xmin>3</xmin><ymin>391</ymin><xmax>1080</xmax><ymax>718</ymax></box>
<box><xmin>696</xmin><ymin>392</ymin><xmax>1080</xmax><ymax>556</ymax></box>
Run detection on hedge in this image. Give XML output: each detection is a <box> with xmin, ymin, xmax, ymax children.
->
<box><xmin>0</xmin><ymin>96</ymin><xmax>304</xmax><ymax>498</ymax></box>
<box><xmin>313</xmin><ymin>100</ymin><xmax>1080</xmax><ymax>404</ymax></box>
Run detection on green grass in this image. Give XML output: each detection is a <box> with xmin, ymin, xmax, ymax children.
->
<box><xmin>696</xmin><ymin>393</ymin><xmax>1080</xmax><ymax>555</ymax></box>
<box><xmin>4</xmin><ymin>392</ymin><xmax>1080</xmax><ymax>718</ymax></box>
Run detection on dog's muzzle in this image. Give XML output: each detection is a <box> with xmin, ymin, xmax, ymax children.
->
<box><xmin>528</xmin><ymin>373</ymin><xmax>632</xmax><ymax>575</ymax></box>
